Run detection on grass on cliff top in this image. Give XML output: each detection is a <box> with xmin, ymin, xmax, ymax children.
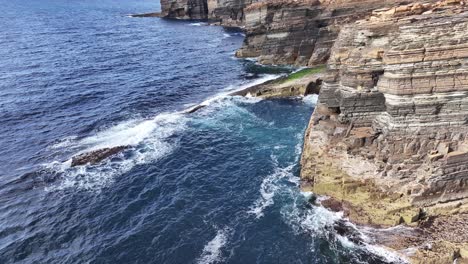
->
<box><xmin>280</xmin><ymin>65</ymin><xmax>326</xmax><ymax>84</ymax></box>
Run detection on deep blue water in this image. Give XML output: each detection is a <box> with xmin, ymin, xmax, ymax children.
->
<box><xmin>0</xmin><ymin>1</ymin><xmax>404</xmax><ymax>263</ymax></box>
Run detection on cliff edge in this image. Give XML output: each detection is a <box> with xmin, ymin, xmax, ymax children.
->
<box><xmin>300</xmin><ymin>1</ymin><xmax>468</xmax><ymax>263</ymax></box>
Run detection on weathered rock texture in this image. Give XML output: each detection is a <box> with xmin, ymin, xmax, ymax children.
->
<box><xmin>236</xmin><ymin>0</ymin><xmax>443</xmax><ymax>66</ymax></box>
<box><xmin>208</xmin><ymin>0</ymin><xmax>258</xmax><ymax>26</ymax></box>
<box><xmin>231</xmin><ymin>67</ymin><xmax>324</xmax><ymax>98</ymax></box>
<box><xmin>160</xmin><ymin>0</ymin><xmax>209</xmax><ymax>19</ymax></box>
<box><xmin>300</xmin><ymin>1</ymin><xmax>468</xmax><ymax>263</ymax></box>
<box><xmin>160</xmin><ymin>0</ymin><xmax>256</xmax><ymax>25</ymax></box>
<box><xmin>71</xmin><ymin>146</ymin><xmax>129</xmax><ymax>167</ymax></box>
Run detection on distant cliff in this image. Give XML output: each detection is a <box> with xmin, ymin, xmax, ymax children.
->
<box><xmin>160</xmin><ymin>0</ymin><xmax>256</xmax><ymax>25</ymax></box>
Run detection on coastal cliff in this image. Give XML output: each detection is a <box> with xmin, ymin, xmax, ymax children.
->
<box><xmin>156</xmin><ymin>0</ymin><xmax>468</xmax><ymax>262</ymax></box>
<box><xmin>299</xmin><ymin>1</ymin><xmax>468</xmax><ymax>263</ymax></box>
<box><xmin>235</xmin><ymin>0</ymin><xmax>437</xmax><ymax>65</ymax></box>
<box><xmin>160</xmin><ymin>0</ymin><xmax>255</xmax><ymax>25</ymax></box>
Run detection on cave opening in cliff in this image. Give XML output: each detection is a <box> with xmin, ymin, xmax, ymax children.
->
<box><xmin>371</xmin><ymin>70</ymin><xmax>384</xmax><ymax>87</ymax></box>
<box><xmin>305</xmin><ymin>78</ymin><xmax>322</xmax><ymax>95</ymax></box>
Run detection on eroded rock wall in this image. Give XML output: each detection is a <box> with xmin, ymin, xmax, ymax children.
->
<box><xmin>236</xmin><ymin>0</ymin><xmax>421</xmax><ymax>66</ymax></box>
<box><xmin>160</xmin><ymin>0</ymin><xmax>209</xmax><ymax>19</ymax></box>
<box><xmin>301</xmin><ymin>1</ymin><xmax>468</xmax><ymax>262</ymax></box>
<box><xmin>160</xmin><ymin>0</ymin><xmax>254</xmax><ymax>25</ymax></box>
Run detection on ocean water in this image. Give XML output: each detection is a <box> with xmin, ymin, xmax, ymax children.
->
<box><xmin>0</xmin><ymin>1</ymin><xmax>404</xmax><ymax>263</ymax></box>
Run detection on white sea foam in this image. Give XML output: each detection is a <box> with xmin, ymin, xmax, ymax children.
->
<box><xmin>303</xmin><ymin>94</ymin><xmax>319</xmax><ymax>106</ymax></box>
<box><xmin>49</xmin><ymin>136</ymin><xmax>78</xmax><ymax>149</ymax></box>
<box><xmin>183</xmin><ymin>74</ymin><xmax>279</xmax><ymax>114</ymax></box>
<box><xmin>363</xmin><ymin>243</ymin><xmax>409</xmax><ymax>264</ymax></box>
<box><xmin>283</xmin><ymin>190</ymin><xmax>409</xmax><ymax>263</ymax></box>
<box><xmin>189</xmin><ymin>22</ymin><xmax>207</xmax><ymax>26</ymax></box>
<box><xmin>197</xmin><ymin>228</ymin><xmax>230</xmax><ymax>264</ymax></box>
<box><xmin>45</xmin><ymin>112</ymin><xmax>187</xmax><ymax>191</ymax></box>
<box><xmin>45</xmin><ymin>74</ymin><xmax>280</xmax><ymax>191</ymax></box>
<box><xmin>248</xmin><ymin>162</ymin><xmax>295</xmax><ymax>219</ymax></box>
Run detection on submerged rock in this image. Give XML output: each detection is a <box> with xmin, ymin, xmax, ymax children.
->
<box><xmin>71</xmin><ymin>146</ymin><xmax>130</xmax><ymax>167</ymax></box>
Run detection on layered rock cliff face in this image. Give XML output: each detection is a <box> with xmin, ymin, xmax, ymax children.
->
<box><xmin>208</xmin><ymin>0</ymin><xmax>257</xmax><ymax>26</ymax></box>
<box><xmin>160</xmin><ymin>0</ymin><xmax>254</xmax><ymax>25</ymax></box>
<box><xmin>236</xmin><ymin>0</ymin><xmax>431</xmax><ymax>65</ymax></box>
<box><xmin>300</xmin><ymin>1</ymin><xmax>468</xmax><ymax>262</ymax></box>
<box><xmin>160</xmin><ymin>0</ymin><xmax>209</xmax><ymax>19</ymax></box>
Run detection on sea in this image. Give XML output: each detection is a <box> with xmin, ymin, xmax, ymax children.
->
<box><xmin>0</xmin><ymin>1</ymin><xmax>405</xmax><ymax>263</ymax></box>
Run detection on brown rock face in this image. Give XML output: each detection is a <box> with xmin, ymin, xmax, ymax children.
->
<box><xmin>71</xmin><ymin>146</ymin><xmax>129</xmax><ymax>167</ymax></box>
<box><xmin>236</xmin><ymin>0</ymin><xmax>432</xmax><ymax>65</ymax></box>
<box><xmin>160</xmin><ymin>0</ymin><xmax>209</xmax><ymax>19</ymax></box>
<box><xmin>300</xmin><ymin>1</ymin><xmax>468</xmax><ymax>263</ymax></box>
<box><xmin>160</xmin><ymin>0</ymin><xmax>256</xmax><ymax>25</ymax></box>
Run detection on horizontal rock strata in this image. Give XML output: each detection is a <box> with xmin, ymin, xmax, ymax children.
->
<box><xmin>160</xmin><ymin>0</ymin><xmax>257</xmax><ymax>25</ymax></box>
<box><xmin>301</xmin><ymin>1</ymin><xmax>468</xmax><ymax>263</ymax></box>
<box><xmin>236</xmin><ymin>0</ymin><xmax>431</xmax><ymax>65</ymax></box>
<box><xmin>160</xmin><ymin>0</ymin><xmax>209</xmax><ymax>19</ymax></box>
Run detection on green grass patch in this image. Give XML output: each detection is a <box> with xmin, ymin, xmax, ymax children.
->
<box><xmin>279</xmin><ymin>65</ymin><xmax>326</xmax><ymax>83</ymax></box>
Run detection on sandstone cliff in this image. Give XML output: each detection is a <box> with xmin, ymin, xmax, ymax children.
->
<box><xmin>300</xmin><ymin>1</ymin><xmax>468</xmax><ymax>263</ymax></box>
<box><xmin>160</xmin><ymin>0</ymin><xmax>256</xmax><ymax>25</ymax></box>
<box><xmin>160</xmin><ymin>0</ymin><xmax>209</xmax><ymax>19</ymax></box>
<box><xmin>235</xmin><ymin>0</ymin><xmax>436</xmax><ymax>65</ymax></box>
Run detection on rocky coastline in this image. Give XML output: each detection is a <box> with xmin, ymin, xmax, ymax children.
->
<box><xmin>152</xmin><ymin>0</ymin><xmax>468</xmax><ymax>262</ymax></box>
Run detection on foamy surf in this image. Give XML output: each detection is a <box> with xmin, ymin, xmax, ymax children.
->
<box><xmin>196</xmin><ymin>227</ymin><xmax>231</xmax><ymax>264</ymax></box>
<box><xmin>44</xmin><ymin>112</ymin><xmax>187</xmax><ymax>191</ymax></box>
<box><xmin>183</xmin><ymin>74</ymin><xmax>279</xmax><ymax>114</ymax></box>
<box><xmin>189</xmin><ymin>22</ymin><xmax>207</xmax><ymax>26</ymax></box>
<box><xmin>45</xmin><ymin>74</ymin><xmax>283</xmax><ymax>191</ymax></box>
<box><xmin>303</xmin><ymin>94</ymin><xmax>319</xmax><ymax>106</ymax></box>
<box><xmin>285</xmin><ymin>191</ymin><xmax>409</xmax><ymax>263</ymax></box>
<box><xmin>248</xmin><ymin>161</ymin><xmax>295</xmax><ymax>219</ymax></box>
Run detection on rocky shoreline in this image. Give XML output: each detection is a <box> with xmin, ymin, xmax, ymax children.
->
<box><xmin>149</xmin><ymin>0</ymin><xmax>468</xmax><ymax>262</ymax></box>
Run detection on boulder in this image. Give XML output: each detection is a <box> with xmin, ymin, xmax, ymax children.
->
<box><xmin>71</xmin><ymin>146</ymin><xmax>130</xmax><ymax>167</ymax></box>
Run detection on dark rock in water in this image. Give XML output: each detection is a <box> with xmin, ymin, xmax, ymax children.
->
<box><xmin>331</xmin><ymin>219</ymin><xmax>363</xmax><ymax>245</ymax></box>
<box><xmin>130</xmin><ymin>12</ymin><xmax>162</xmax><ymax>18</ymax></box>
<box><xmin>71</xmin><ymin>146</ymin><xmax>130</xmax><ymax>167</ymax></box>
<box><xmin>185</xmin><ymin>104</ymin><xmax>206</xmax><ymax>113</ymax></box>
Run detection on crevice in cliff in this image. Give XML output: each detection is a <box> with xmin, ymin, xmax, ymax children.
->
<box><xmin>305</xmin><ymin>78</ymin><xmax>322</xmax><ymax>95</ymax></box>
<box><xmin>371</xmin><ymin>70</ymin><xmax>384</xmax><ymax>88</ymax></box>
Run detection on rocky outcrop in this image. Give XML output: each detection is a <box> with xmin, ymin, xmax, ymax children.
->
<box><xmin>160</xmin><ymin>0</ymin><xmax>208</xmax><ymax>19</ymax></box>
<box><xmin>236</xmin><ymin>0</ymin><xmax>430</xmax><ymax>65</ymax></box>
<box><xmin>160</xmin><ymin>0</ymin><xmax>255</xmax><ymax>25</ymax></box>
<box><xmin>300</xmin><ymin>1</ymin><xmax>468</xmax><ymax>262</ymax></box>
<box><xmin>208</xmin><ymin>0</ymin><xmax>259</xmax><ymax>26</ymax></box>
<box><xmin>231</xmin><ymin>66</ymin><xmax>324</xmax><ymax>98</ymax></box>
<box><xmin>71</xmin><ymin>146</ymin><xmax>129</xmax><ymax>167</ymax></box>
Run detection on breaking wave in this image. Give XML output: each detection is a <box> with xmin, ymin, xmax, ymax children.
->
<box><xmin>303</xmin><ymin>94</ymin><xmax>319</xmax><ymax>106</ymax></box>
<box><xmin>248</xmin><ymin>162</ymin><xmax>295</xmax><ymax>219</ymax></box>
<box><xmin>43</xmin><ymin>75</ymin><xmax>280</xmax><ymax>192</ymax></box>
<box><xmin>44</xmin><ymin>112</ymin><xmax>187</xmax><ymax>191</ymax></box>
<box><xmin>197</xmin><ymin>227</ymin><xmax>231</xmax><ymax>264</ymax></box>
